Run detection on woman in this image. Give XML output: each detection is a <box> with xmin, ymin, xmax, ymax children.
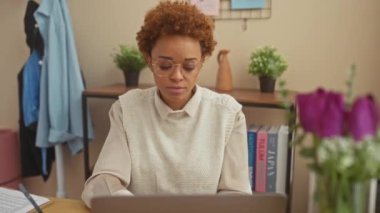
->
<box><xmin>82</xmin><ymin>1</ymin><xmax>251</xmax><ymax>207</ymax></box>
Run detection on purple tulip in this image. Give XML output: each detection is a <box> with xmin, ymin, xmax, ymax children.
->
<box><xmin>296</xmin><ymin>89</ymin><xmax>345</xmax><ymax>138</ymax></box>
<box><xmin>348</xmin><ymin>95</ymin><xmax>379</xmax><ymax>141</ymax></box>
<box><xmin>315</xmin><ymin>91</ymin><xmax>345</xmax><ymax>137</ymax></box>
<box><xmin>296</xmin><ymin>88</ymin><xmax>327</xmax><ymax>134</ymax></box>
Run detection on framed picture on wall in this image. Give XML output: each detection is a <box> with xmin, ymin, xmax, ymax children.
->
<box><xmin>231</xmin><ymin>0</ymin><xmax>265</xmax><ymax>10</ymax></box>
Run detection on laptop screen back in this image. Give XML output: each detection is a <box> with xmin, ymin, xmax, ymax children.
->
<box><xmin>92</xmin><ymin>193</ymin><xmax>287</xmax><ymax>213</ymax></box>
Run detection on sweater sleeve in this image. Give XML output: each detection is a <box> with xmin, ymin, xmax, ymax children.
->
<box><xmin>217</xmin><ymin>110</ymin><xmax>252</xmax><ymax>195</ymax></box>
<box><xmin>82</xmin><ymin>101</ymin><xmax>133</xmax><ymax>208</ymax></box>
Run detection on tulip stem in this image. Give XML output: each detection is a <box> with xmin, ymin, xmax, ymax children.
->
<box><xmin>345</xmin><ymin>64</ymin><xmax>356</xmax><ymax>104</ymax></box>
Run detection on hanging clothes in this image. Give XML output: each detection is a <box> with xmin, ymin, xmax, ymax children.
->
<box><xmin>22</xmin><ymin>50</ymin><xmax>42</xmax><ymax>127</ymax></box>
<box><xmin>24</xmin><ymin>0</ymin><xmax>43</xmax><ymax>56</ymax></box>
<box><xmin>18</xmin><ymin>0</ymin><xmax>55</xmax><ymax>181</ymax></box>
<box><xmin>18</xmin><ymin>69</ymin><xmax>55</xmax><ymax>181</ymax></box>
<box><xmin>34</xmin><ymin>0</ymin><xmax>94</xmax><ymax>154</ymax></box>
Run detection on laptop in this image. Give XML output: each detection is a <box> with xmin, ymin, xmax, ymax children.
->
<box><xmin>92</xmin><ymin>193</ymin><xmax>287</xmax><ymax>213</ymax></box>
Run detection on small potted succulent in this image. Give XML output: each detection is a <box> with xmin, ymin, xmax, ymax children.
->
<box><xmin>248</xmin><ymin>46</ymin><xmax>288</xmax><ymax>93</ymax></box>
<box><xmin>113</xmin><ymin>45</ymin><xmax>146</xmax><ymax>87</ymax></box>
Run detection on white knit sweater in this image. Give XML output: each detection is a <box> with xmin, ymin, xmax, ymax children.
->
<box><xmin>82</xmin><ymin>86</ymin><xmax>251</xmax><ymax>207</ymax></box>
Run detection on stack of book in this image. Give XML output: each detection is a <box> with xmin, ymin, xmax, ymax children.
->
<box><xmin>247</xmin><ymin>124</ymin><xmax>289</xmax><ymax>194</ymax></box>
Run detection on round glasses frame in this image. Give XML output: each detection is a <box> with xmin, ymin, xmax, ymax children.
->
<box><xmin>150</xmin><ymin>58</ymin><xmax>202</xmax><ymax>78</ymax></box>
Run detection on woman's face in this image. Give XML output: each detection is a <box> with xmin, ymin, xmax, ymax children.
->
<box><xmin>148</xmin><ymin>35</ymin><xmax>203</xmax><ymax>110</ymax></box>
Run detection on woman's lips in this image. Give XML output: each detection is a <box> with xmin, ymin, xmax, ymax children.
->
<box><xmin>166</xmin><ymin>86</ymin><xmax>185</xmax><ymax>95</ymax></box>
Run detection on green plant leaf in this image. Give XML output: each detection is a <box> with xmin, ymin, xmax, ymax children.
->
<box><xmin>112</xmin><ymin>45</ymin><xmax>146</xmax><ymax>72</ymax></box>
<box><xmin>300</xmin><ymin>146</ymin><xmax>316</xmax><ymax>158</ymax></box>
<box><xmin>248</xmin><ymin>46</ymin><xmax>288</xmax><ymax>78</ymax></box>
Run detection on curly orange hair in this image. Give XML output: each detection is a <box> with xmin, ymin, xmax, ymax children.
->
<box><xmin>136</xmin><ymin>1</ymin><xmax>217</xmax><ymax>59</ymax></box>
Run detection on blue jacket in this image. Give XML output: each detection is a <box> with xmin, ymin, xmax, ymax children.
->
<box><xmin>22</xmin><ymin>50</ymin><xmax>42</xmax><ymax>127</ymax></box>
<box><xmin>34</xmin><ymin>0</ymin><xmax>94</xmax><ymax>154</ymax></box>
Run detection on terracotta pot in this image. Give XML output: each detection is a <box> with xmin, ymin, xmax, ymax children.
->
<box><xmin>123</xmin><ymin>71</ymin><xmax>140</xmax><ymax>87</ymax></box>
<box><xmin>216</xmin><ymin>49</ymin><xmax>233</xmax><ymax>92</ymax></box>
<box><xmin>259</xmin><ymin>76</ymin><xmax>276</xmax><ymax>93</ymax></box>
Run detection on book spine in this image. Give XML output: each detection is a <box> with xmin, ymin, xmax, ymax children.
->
<box><xmin>247</xmin><ymin>129</ymin><xmax>256</xmax><ymax>190</ymax></box>
<box><xmin>266</xmin><ymin>127</ymin><xmax>278</xmax><ymax>192</ymax></box>
<box><xmin>276</xmin><ymin>125</ymin><xmax>289</xmax><ymax>194</ymax></box>
<box><xmin>255</xmin><ymin>128</ymin><xmax>267</xmax><ymax>192</ymax></box>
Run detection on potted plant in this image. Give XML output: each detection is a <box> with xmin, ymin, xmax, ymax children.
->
<box><xmin>248</xmin><ymin>46</ymin><xmax>288</xmax><ymax>93</ymax></box>
<box><xmin>113</xmin><ymin>45</ymin><xmax>146</xmax><ymax>87</ymax></box>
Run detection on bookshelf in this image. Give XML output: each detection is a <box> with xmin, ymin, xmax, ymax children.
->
<box><xmin>81</xmin><ymin>83</ymin><xmax>297</xmax><ymax>213</ymax></box>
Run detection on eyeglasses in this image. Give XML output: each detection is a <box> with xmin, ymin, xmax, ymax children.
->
<box><xmin>151</xmin><ymin>58</ymin><xmax>201</xmax><ymax>77</ymax></box>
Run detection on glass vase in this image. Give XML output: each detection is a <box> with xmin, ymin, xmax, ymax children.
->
<box><xmin>314</xmin><ymin>175</ymin><xmax>370</xmax><ymax>213</ymax></box>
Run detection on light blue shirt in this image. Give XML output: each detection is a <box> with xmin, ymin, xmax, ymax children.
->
<box><xmin>22</xmin><ymin>50</ymin><xmax>42</xmax><ymax>127</ymax></box>
<box><xmin>34</xmin><ymin>0</ymin><xmax>94</xmax><ymax>154</ymax></box>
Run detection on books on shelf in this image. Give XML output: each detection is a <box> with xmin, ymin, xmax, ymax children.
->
<box><xmin>247</xmin><ymin>124</ymin><xmax>259</xmax><ymax>189</ymax></box>
<box><xmin>276</xmin><ymin>125</ymin><xmax>289</xmax><ymax>194</ymax></box>
<box><xmin>255</xmin><ymin>125</ymin><xmax>268</xmax><ymax>193</ymax></box>
<box><xmin>266</xmin><ymin>125</ymin><xmax>279</xmax><ymax>193</ymax></box>
<box><xmin>247</xmin><ymin>124</ymin><xmax>289</xmax><ymax>194</ymax></box>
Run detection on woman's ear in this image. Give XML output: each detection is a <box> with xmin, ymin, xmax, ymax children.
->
<box><xmin>143</xmin><ymin>53</ymin><xmax>150</xmax><ymax>64</ymax></box>
<box><xmin>199</xmin><ymin>56</ymin><xmax>207</xmax><ymax>68</ymax></box>
<box><xmin>144</xmin><ymin>54</ymin><xmax>153</xmax><ymax>70</ymax></box>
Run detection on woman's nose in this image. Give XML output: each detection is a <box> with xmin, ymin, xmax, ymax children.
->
<box><xmin>169</xmin><ymin>64</ymin><xmax>185</xmax><ymax>81</ymax></box>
